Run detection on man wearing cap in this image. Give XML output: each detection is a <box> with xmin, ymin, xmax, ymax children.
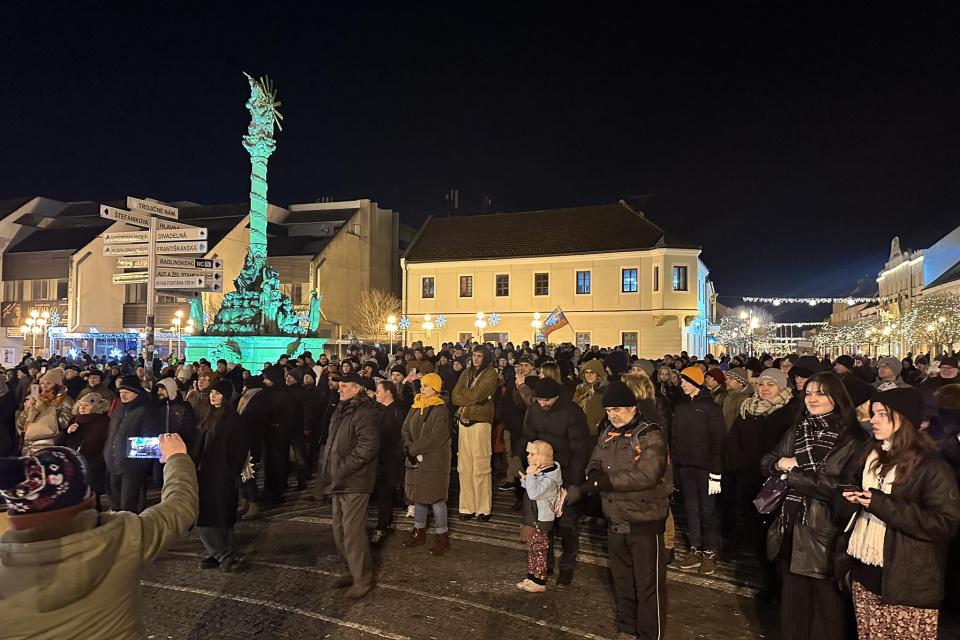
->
<box><xmin>452</xmin><ymin>345</ymin><xmax>499</xmax><ymax>521</ymax></box>
<box><xmin>704</xmin><ymin>368</ymin><xmax>727</xmax><ymax>405</ymax></box>
<box><xmin>319</xmin><ymin>371</ymin><xmax>380</xmax><ymax>599</ymax></box>
<box><xmin>517</xmin><ymin>377</ymin><xmax>591</xmax><ymax>586</ymax></box>
<box><xmin>672</xmin><ymin>366</ymin><xmax>726</xmax><ymax>575</ymax></box>
<box><xmin>583</xmin><ymin>381</ymin><xmax>671</xmax><ymax>640</ymax></box>
<box><xmin>925</xmin><ymin>356</ymin><xmax>960</xmax><ymax>392</ymax></box>
<box><xmin>833</xmin><ymin>355</ymin><xmax>855</xmax><ymax>378</ymax></box>
<box><xmin>77</xmin><ymin>369</ymin><xmax>115</xmax><ymax>406</ymax></box>
<box><xmin>103</xmin><ymin>376</ymin><xmax>161</xmax><ymax>513</ymax></box>
<box><xmin>63</xmin><ymin>366</ymin><xmax>86</xmax><ymax>399</ymax></box>
<box><xmin>873</xmin><ymin>356</ymin><xmax>911</xmax><ymax>390</ymax></box>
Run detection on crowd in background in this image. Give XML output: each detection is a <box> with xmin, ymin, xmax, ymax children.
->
<box><xmin>2</xmin><ymin>342</ymin><xmax>960</xmax><ymax>639</ymax></box>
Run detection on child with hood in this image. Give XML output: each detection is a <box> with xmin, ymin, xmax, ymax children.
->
<box><xmin>516</xmin><ymin>440</ymin><xmax>563</xmax><ymax>593</ymax></box>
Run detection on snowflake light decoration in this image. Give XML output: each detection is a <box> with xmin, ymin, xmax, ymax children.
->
<box><xmin>67</xmin><ymin>348</ymin><xmax>79</xmax><ymax>359</ymax></box>
<box><xmin>488</xmin><ymin>313</ymin><xmax>500</xmax><ymax>327</ymax></box>
<box><xmin>109</xmin><ymin>348</ymin><xmax>123</xmax><ymax>360</ymax></box>
<box><xmin>49</xmin><ymin>312</ymin><xmax>61</xmax><ymax>326</ymax></box>
<box><xmin>203</xmin><ymin>313</ymin><xmax>211</xmax><ymax>326</ymax></box>
<box><xmin>398</xmin><ymin>316</ymin><xmax>410</xmax><ymax>330</ymax></box>
<box><xmin>298</xmin><ymin>312</ymin><xmax>309</xmax><ymax>326</ymax></box>
<box><xmin>435</xmin><ymin>315</ymin><xmax>447</xmax><ymax>328</ymax></box>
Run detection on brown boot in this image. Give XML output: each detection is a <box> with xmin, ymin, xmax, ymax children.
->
<box><xmin>402</xmin><ymin>527</ymin><xmax>426</xmax><ymax>548</ymax></box>
<box><xmin>429</xmin><ymin>533</ymin><xmax>450</xmax><ymax>556</ymax></box>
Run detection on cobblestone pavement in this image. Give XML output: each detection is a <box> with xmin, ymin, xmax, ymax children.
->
<box><xmin>141</xmin><ymin>488</ymin><xmax>960</xmax><ymax>640</ymax></box>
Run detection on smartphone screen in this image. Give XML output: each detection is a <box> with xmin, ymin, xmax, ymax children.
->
<box><xmin>30</xmin><ymin>384</ymin><xmax>39</xmax><ymax>399</ymax></box>
<box><xmin>127</xmin><ymin>436</ymin><xmax>162</xmax><ymax>459</ymax></box>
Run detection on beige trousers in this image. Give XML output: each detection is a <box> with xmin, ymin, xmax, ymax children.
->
<box><xmin>457</xmin><ymin>421</ymin><xmax>492</xmax><ymax>516</ymax></box>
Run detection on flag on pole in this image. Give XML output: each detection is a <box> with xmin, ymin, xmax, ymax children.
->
<box><xmin>541</xmin><ymin>306</ymin><xmax>569</xmax><ymax>337</ymax></box>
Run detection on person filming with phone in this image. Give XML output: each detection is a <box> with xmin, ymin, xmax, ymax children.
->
<box><xmin>0</xmin><ymin>433</ymin><xmax>198</xmax><ymax>639</ymax></box>
<box><xmin>104</xmin><ymin>376</ymin><xmax>161</xmax><ymax>513</ymax></box>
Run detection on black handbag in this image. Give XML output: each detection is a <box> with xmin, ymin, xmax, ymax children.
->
<box><xmin>753</xmin><ymin>474</ymin><xmax>789</xmax><ymax>514</ymax></box>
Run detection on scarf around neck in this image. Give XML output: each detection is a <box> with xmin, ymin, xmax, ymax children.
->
<box><xmin>784</xmin><ymin>411</ymin><xmax>840</xmax><ymax>522</ymax></box>
<box><xmin>740</xmin><ymin>387</ymin><xmax>792</xmax><ymax>418</ymax></box>
<box><xmin>848</xmin><ymin>447</ymin><xmax>896</xmax><ymax>567</ymax></box>
<box><xmin>413</xmin><ymin>393</ymin><xmax>445</xmax><ymax>414</ymax></box>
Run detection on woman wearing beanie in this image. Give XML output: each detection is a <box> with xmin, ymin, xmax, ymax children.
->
<box><xmin>16</xmin><ymin>368</ymin><xmax>75</xmax><ymax>455</ymax></box>
<box><xmin>56</xmin><ymin>392</ymin><xmax>111</xmax><ymax>510</ymax></box>
<box><xmin>573</xmin><ymin>359</ymin><xmax>609</xmax><ymax>436</ymax></box>
<box><xmin>759</xmin><ymin>372</ymin><xmax>868</xmax><ymax>640</ymax></box>
<box><xmin>838</xmin><ymin>387</ymin><xmax>960</xmax><ymax>639</ymax></box>
<box><xmin>193</xmin><ymin>379</ymin><xmax>249</xmax><ymax>572</ymax></box>
<box><xmin>401</xmin><ymin>372</ymin><xmax>452</xmax><ymax>555</ymax></box>
<box><xmin>726</xmin><ymin>367</ymin><xmax>800</xmax><ymax>601</ymax></box>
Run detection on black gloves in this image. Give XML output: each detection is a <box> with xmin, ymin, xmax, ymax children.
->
<box><xmin>582</xmin><ymin>469</ymin><xmax>613</xmax><ymax>494</ymax></box>
<box><xmin>404</xmin><ymin>447</ymin><xmax>419</xmax><ymax>466</ymax></box>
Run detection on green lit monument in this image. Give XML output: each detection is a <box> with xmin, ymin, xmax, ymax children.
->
<box><xmin>184</xmin><ymin>74</ymin><xmax>326</xmax><ymax>370</ymax></box>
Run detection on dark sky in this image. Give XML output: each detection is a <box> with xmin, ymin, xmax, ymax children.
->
<box><xmin>4</xmin><ymin>3</ymin><xmax>960</xmax><ymax>317</ymax></box>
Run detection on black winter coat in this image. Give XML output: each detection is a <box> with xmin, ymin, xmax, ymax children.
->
<box><xmin>238</xmin><ymin>388</ymin><xmax>269</xmax><ymax>462</ymax></box>
<box><xmin>834</xmin><ymin>450</ymin><xmax>960</xmax><ymax>607</ymax></box>
<box><xmin>104</xmin><ymin>394</ymin><xmax>160</xmax><ymax>475</ymax></box>
<box><xmin>760</xmin><ymin>419</ymin><xmax>869</xmax><ymax>579</ymax></box>
<box><xmin>727</xmin><ymin>396</ymin><xmax>801</xmax><ymax>496</ymax></box>
<box><xmin>519</xmin><ymin>395</ymin><xmax>592</xmax><ymax>488</ymax></box>
<box><xmin>0</xmin><ymin>387</ymin><xmax>17</xmax><ymax>457</ymax></box>
<box><xmin>263</xmin><ymin>384</ymin><xmax>304</xmax><ymax>445</ymax></box>
<box><xmin>158</xmin><ymin>398</ymin><xmax>197</xmax><ymax>453</ymax></box>
<box><xmin>320</xmin><ymin>395</ymin><xmax>380</xmax><ymax>494</ymax></box>
<box><xmin>672</xmin><ymin>389</ymin><xmax>726</xmax><ymax>474</ymax></box>
<box><xmin>193</xmin><ymin>407</ymin><xmax>249</xmax><ymax>528</ymax></box>
<box><xmin>377</xmin><ymin>402</ymin><xmax>407</xmax><ymax>486</ymax></box>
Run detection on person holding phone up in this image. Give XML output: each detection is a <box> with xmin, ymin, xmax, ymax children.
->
<box><xmin>0</xmin><ymin>434</ymin><xmax>198</xmax><ymax>639</ymax></box>
<box><xmin>104</xmin><ymin>376</ymin><xmax>160</xmax><ymax>513</ymax></box>
<box><xmin>16</xmin><ymin>368</ymin><xmax>75</xmax><ymax>456</ymax></box>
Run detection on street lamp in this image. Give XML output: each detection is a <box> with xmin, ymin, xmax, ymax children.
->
<box><xmin>531</xmin><ymin>312</ymin><xmax>543</xmax><ymax>344</ymax></box>
<box><xmin>385</xmin><ymin>315</ymin><xmax>399</xmax><ymax>354</ymax></box>
<box><xmin>21</xmin><ymin>310</ymin><xmax>47</xmax><ymax>357</ymax></box>
<box><xmin>474</xmin><ymin>312</ymin><xmax>487</xmax><ymax>340</ymax></box>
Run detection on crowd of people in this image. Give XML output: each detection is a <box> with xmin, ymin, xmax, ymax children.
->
<box><xmin>1</xmin><ymin>342</ymin><xmax>960</xmax><ymax>639</ymax></box>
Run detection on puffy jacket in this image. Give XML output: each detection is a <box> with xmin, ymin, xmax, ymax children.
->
<box><xmin>760</xmin><ymin>419</ymin><xmax>869</xmax><ymax>579</ymax></box>
<box><xmin>402</xmin><ymin>402</ymin><xmax>452</xmax><ymax>504</ymax></box>
<box><xmin>586</xmin><ymin>414</ymin><xmax>673</xmax><ymax>534</ymax></box>
<box><xmin>720</xmin><ymin>386</ymin><xmax>751</xmax><ymax>431</ymax></box>
<box><xmin>452</xmin><ymin>365</ymin><xmax>498</xmax><ymax>424</ymax></box>
<box><xmin>573</xmin><ymin>378</ymin><xmax>608</xmax><ymax>436</ymax></box>
<box><xmin>521</xmin><ymin>463</ymin><xmax>563</xmax><ymax>530</ymax></box>
<box><xmin>0</xmin><ymin>454</ymin><xmax>198</xmax><ymax>640</ymax></box>
<box><xmin>104</xmin><ymin>394</ymin><xmax>160</xmax><ymax>476</ymax></box>
<box><xmin>671</xmin><ymin>389</ymin><xmax>726</xmax><ymax>474</ymax></box>
<box><xmin>16</xmin><ymin>393</ymin><xmax>74</xmax><ymax>455</ymax></box>
<box><xmin>834</xmin><ymin>450</ymin><xmax>960</xmax><ymax>607</ymax></box>
<box><xmin>518</xmin><ymin>395</ymin><xmax>591</xmax><ymax>488</ymax></box>
<box><xmin>319</xmin><ymin>394</ymin><xmax>380</xmax><ymax>494</ymax></box>
<box><xmin>726</xmin><ymin>396</ymin><xmax>801</xmax><ymax>493</ymax></box>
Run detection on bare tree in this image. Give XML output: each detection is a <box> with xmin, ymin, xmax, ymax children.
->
<box><xmin>353</xmin><ymin>289</ymin><xmax>402</xmax><ymax>342</ymax></box>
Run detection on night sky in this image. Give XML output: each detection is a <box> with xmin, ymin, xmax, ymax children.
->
<box><xmin>4</xmin><ymin>3</ymin><xmax>960</xmax><ymax>320</ymax></box>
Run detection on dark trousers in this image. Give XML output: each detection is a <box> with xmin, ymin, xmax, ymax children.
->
<box><xmin>547</xmin><ymin>502</ymin><xmax>580</xmax><ymax>574</ymax></box>
<box><xmin>374</xmin><ymin>481</ymin><xmax>399</xmax><ymax>531</ymax></box>
<box><xmin>290</xmin><ymin>429</ymin><xmax>310</xmax><ymax>486</ymax></box>
<box><xmin>608</xmin><ymin>531</ymin><xmax>667</xmax><ymax>640</ymax></box>
<box><xmin>781</xmin><ymin>560</ymin><xmax>849</xmax><ymax>640</ymax></box>
<box><xmin>719</xmin><ymin>470</ymin><xmax>738</xmax><ymax>535</ymax></box>
<box><xmin>108</xmin><ymin>467</ymin><xmax>150</xmax><ymax>513</ymax></box>
<box><xmin>262</xmin><ymin>439</ymin><xmax>290</xmax><ymax>500</ymax></box>
<box><xmin>332</xmin><ymin>493</ymin><xmax>374</xmax><ymax>587</ymax></box>
<box><xmin>198</xmin><ymin>525</ymin><xmax>236</xmax><ymax>563</ymax></box>
<box><xmin>677</xmin><ymin>466</ymin><xmax>719</xmax><ymax>551</ymax></box>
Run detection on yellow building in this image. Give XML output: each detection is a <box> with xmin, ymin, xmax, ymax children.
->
<box><xmin>401</xmin><ymin>202</ymin><xmax>712</xmax><ymax>357</ymax></box>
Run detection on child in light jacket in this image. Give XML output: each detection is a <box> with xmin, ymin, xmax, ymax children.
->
<box><xmin>517</xmin><ymin>440</ymin><xmax>563</xmax><ymax>592</ymax></box>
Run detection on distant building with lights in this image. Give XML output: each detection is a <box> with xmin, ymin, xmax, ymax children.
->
<box><xmin>878</xmin><ymin>229</ymin><xmax>960</xmax><ymax>315</ymax></box>
<box><xmin>401</xmin><ymin>201</ymin><xmax>713</xmax><ymax>356</ymax></box>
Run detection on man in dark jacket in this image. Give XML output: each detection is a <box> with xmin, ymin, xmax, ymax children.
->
<box><xmin>63</xmin><ymin>366</ymin><xmax>86</xmax><ymax>399</ymax></box>
<box><xmin>104</xmin><ymin>376</ymin><xmax>161</xmax><ymax>513</ymax></box>
<box><xmin>0</xmin><ymin>380</ymin><xmax>17</xmax><ymax>456</ymax></box>
<box><xmin>582</xmin><ymin>381</ymin><xmax>671</xmax><ymax>640</ymax></box>
<box><xmin>319</xmin><ymin>372</ymin><xmax>380</xmax><ymax>600</ymax></box>
<box><xmin>671</xmin><ymin>367</ymin><xmax>726</xmax><ymax>575</ymax></box>
<box><xmin>260</xmin><ymin>365</ymin><xmax>304</xmax><ymax>504</ymax></box>
<box><xmin>518</xmin><ymin>377</ymin><xmax>591</xmax><ymax>585</ymax></box>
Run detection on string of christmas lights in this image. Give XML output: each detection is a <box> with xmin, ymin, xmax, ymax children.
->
<box><xmin>741</xmin><ymin>296</ymin><xmax>883</xmax><ymax>306</ymax></box>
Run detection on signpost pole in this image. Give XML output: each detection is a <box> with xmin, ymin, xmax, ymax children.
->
<box><xmin>145</xmin><ymin>215</ymin><xmax>158</xmax><ymax>387</ymax></box>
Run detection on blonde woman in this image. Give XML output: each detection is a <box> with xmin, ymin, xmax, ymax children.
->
<box><xmin>17</xmin><ymin>368</ymin><xmax>74</xmax><ymax>455</ymax></box>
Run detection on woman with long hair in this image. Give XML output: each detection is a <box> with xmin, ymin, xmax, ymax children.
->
<box><xmin>193</xmin><ymin>379</ymin><xmax>249</xmax><ymax>572</ymax></box>
<box><xmin>760</xmin><ymin>372</ymin><xmax>868</xmax><ymax>640</ymax></box>
<box><xmin>839</xmin><ymin>387</ymin><xmax>960</xmax><ymax>639</ymax></box>
<box><xmin>17</xmin><ymin>368</ymin><xmax>74</xmax><ymax>455</ymax></box>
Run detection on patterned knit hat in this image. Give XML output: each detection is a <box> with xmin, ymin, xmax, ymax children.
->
<box><xmin>0</xmin><ymin>447</ymin><xmax>90</xmax><ymax>515</ymax></box>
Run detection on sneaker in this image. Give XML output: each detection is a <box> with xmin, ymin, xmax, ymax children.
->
<box><xmin>477</xmin><ymin>514</ymin><xmax>490</xmax><ymax>522</ymax></box>
<box><xmin>516</xmin><ymin>578</ymin><xmax>547</xmax><ymax>593</ymax></box>
<box><xmin>219</xmin><ymin>554</ymin><xmax>241</xmax><ymax>573</ymax></box>
<box><xmin>614</xmin><ymin>633</ymin><xmax>638</xmax><ymax>640</ymax></box>
<box><xmin>698</xmin><ymin>550</ymin><xmax>717</xmax><ymax>576</ymax></box>
<box><xmin>198</xmin><ymin>556</ymin><xmax>219</xmax><ymax>570</ymax></box>
<box><xmin>677</xmin><ymin>547</ymin><xmax>703</xmax><ymax>570</ymax></box>
<box><xmin>459</xmin><ymin>513</ymin><xmax>475</xmax><ymax>521</ymax></box>
<box><xmin>665</xmin><ymin>548</ymin><xmax>675</xmax><ymax>565</ymax></box>
<box><xmin>370</xmin><ymin>529</ymin><xmax>388</xmax><ymax>546</ymax></box>
<box><xmin>405</xmin><ymin>505</ymin><xmax>415</xmax><ymax>518</ymax></box>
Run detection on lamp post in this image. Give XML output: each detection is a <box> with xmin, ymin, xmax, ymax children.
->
<box><xmin>474</xmin><ymin>312</ymin><xmax>487</xmax><ymax>341</ymax></box>
<box><xmin>21</xmin><ymin>310</ymin><xmax>47</xmax><ymax>358</ymax></box>
<box><xmin>531</xmin><ymin>312</ymin><xmax>543</xmax><ymax>344</ymax></box>
<box><xmin>422</xmin><ymin>314</ymin><xmax>436</xmax><ymax>342</ymax></box>
<box><xmin>172</xmin><ymin>311</ymin><xmax>184</xmax><ymax>359</ymax></box>
<box><xmin>385</xmin><ymin>315</ymin><xmax>399</xmax><ymax>354</ymax></box>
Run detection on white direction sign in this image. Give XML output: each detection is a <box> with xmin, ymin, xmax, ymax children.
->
<box><xmin>111</xmin><ymin>272</ymin><xmax>149</xmax><ymax>285</ymax></box>
<box><xmin>155</xmin><ymin>276</ymin><xmax>208</xmax><ymax>289</ymax></box>
<box><xmin>103</xmin><ymin>241</ymin><xmax>206</xmax><ymax>256</ymax></box>
<box><xmin>103</xmin><ymin>227</ymin><xmax>207</xmax><ymax>244</ymax></box>
<box><xmin>103</xmin><ymin>244</ymin><xmax>148</xmax><ymax>257</ymax></box>
<box><xmin>117</xmin><ymin>258</ymin><xmax>148</xmax><ymax>268</ymax></box>
<box><xmin>127</xmin><ymin>197</ymin><xmax>178</xmax><ymax>220</ymax></box>
<box><xmin>156</xmin><ymin>257</ymin><xmax>223</xmax><ymax>270</ymax></box>
<box><xmin>100</xmin><ymin>205</ymin><xmax>149</xmax><ymax>228</ymax></box>
<box><xmin>163</xmin><ymin>289</ymin><xmax>202</xmax><ymax>299</ymax></box>
<box><xmin>104</xmin><ymin>231</ymin><xmax>149</xmax><ymax>244</ymax></box>
<box><xmin>156</xmin><ymin>268</ymin><xmax>223</xmax><ymax>280</ymax></box>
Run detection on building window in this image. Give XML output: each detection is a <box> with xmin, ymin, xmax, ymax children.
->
<box><xmin>622</xmin><ymin>331</ymin><xmax>638</xmax><ymax>355</ymax></box>
<box><xmin>673</xmin><ymin>265</ymin><xmax>688</xmax><ymax>291</ymax></box>
<box><xmin>653</xmin><ymin>266</ymin><xmax>660</xmax><ymax>292</ymax></box>
<box><xmin>576</xmin><ymin>332</ymin><xmax>591</xmax><ymax>351</ymax></box>
<box><xmin>534</xmin><ymin>272</ymin><xmax>549</xmax><ymax>296</ymax></box>
<box><xmin>459</xmin><ymin>275</ymin><xmax>473</xmax><ymax>298</ymax></box>
<box><xmin>31</xmin><ymin>280</ymin><xmax>49</xmax><ymax>301</ymax></box>
<box><xmin>622</xmin><ymin>268</ymin><xmax>638</xmax><ymax>293</ymax></box>
<box><xmin>56</xmin><ymin>279</ymin><xmax>68</xmax><ymax>300</ymax></box>
<box><xmin>125</xmin><ymin>283</ymin><xmax>147</xmax><ymax>304</ymax></box>
<box><xmin>280</xmin><ymin>283</ymin><xmax>305</xmax><ymax>304</ymax></box>
<box><xmin>458</xmin><ymin>332</ymin><xmax>472</xmax><ymax>345</ymax></box>
<box><xmin>576</xmin><ymin>271</ymin><xmax>591</xmax><ymax>295</ymax></box>
<box><xmin>495</xmin><ymin>274</ymin><xmax>509</xmax><ymax>297</ymax></box>
<box><xmin>422</xmin><ymin>277</ymin><xmax>435</xmax><ymax>298</ymax></box>
<box><xmin>3</xmin><ymin>280</ymin><xmax>24</xmax><ymax>301</ymax></box>
<box><xmin>484</xmin><ymin>332</ymin><xmax>509</xmax><ymax>344</ymax></box>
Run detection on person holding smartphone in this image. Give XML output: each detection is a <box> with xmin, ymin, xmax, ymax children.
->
<box><xmin>103</xmin><ymin>376</ymin><xmax>160</xmax><ymax>513</ymax></box>
<box><xmin>0</xmin><ymin>434</ymin><xmax>198</xmax><ymax>638</ymax></box>
<box><xmin>16</xmin><ymin>368</ymin><xmax>75</xmax><ymax>456</ymax></box>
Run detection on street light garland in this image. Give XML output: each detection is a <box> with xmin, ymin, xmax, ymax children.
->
<box><xmin>715</xmin><ymin>306</ymin><xmax>776</xmax><ymax>354</ymax></box>
<box><xmin>741</xmin><ymin>296</ymin><xmax>883</xmax><ymax>306</ymax></box>
<box><xmin>898</xmin><ymin>294</ymin><xmax>960</xmax><ymax>352</ymax></box>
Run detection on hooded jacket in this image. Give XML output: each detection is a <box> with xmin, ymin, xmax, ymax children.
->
<box><xmin>0</xmin><ymin>454</ymin><xmax>199</xmax><ymax>640</ymax></box>
<box><xmin>518</xmin><ymin>395</ymin><xmax>591</xmax><ymax>489</ymax></box>
<box><xmin>573</xmin><ymin>359</ymin><xmax>609</xmax><ymax>435</ymax></box>
<box><xmin>671</xmin><ymin>388</ymin><xmax>726</xmax><ymax>474</ymax></box>
<box><xmin>452</xmin><ymin>355</ymin><xmax>499</xmax><ymax>424</ymax></box>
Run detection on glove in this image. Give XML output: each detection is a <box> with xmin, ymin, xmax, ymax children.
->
<box><xmin>404</xmin><ymin>448</ymin><xmax>419</xmax><ymax>466</ymax></box>
<box><xmin>585</xmin><ymin>469</ymin><xmax>613</xmax><ymax>493</ymax></box>
<box><xmin>416</xmin><ymin>454</ymin><xmax>423</xmax><ymax>462</ymax></box>
<box><xmin>708</xmin><ymin>473</ymin><xmax>722</xmax><ymax>496</ymax></box>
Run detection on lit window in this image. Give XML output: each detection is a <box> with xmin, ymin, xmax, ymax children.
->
<box><xmin>459</xmin><ymin>275</ymin><xmax>473</xmax><ymax>298</ymax></box>
<box><xmin>495</xmin><ymin>274</ymin><xmax>509</xmax><ymax>297</ymax></box>
<box><xmin>622</xmin><ymin>268</ymin><xmax>638</xmax><ymax>293</ymax></box>
<box><xmin>673</xmin><ymin>266</ymin><xmax>688</xmax><ymax>291</ymax></box>
<box><xmin>534</xmin><ymin>273</ymin><xmax>549</xmax><ymax>296</ymax></box>
<box><xmin>576</xmin><ymin>271</ymin><xmax>591</xmax><ymax>295</ymax></box>
<box><xmin>422</xmin><ymin>277</ymin><xmax>435</xmax><ymax>298</ymax></box>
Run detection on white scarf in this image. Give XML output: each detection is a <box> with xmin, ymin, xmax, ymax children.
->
<box><xmin>847</xmin><ymin>444</ymin><xmax>896</xmax><ymax>567</ymax></box>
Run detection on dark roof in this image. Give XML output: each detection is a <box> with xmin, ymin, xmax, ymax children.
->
<box><xmin>267</xmin><ymin>236</ymin><xmax>333</xmax><ymax>257</ymax></box>
<box><xmin>924</xmin><ymin>258</ymin><xmax>960</xmax><ymax>290</ymax></box>
<box><xmin>283</xmin><ymin>208</ymin><xmax>358</xmax><ymax>224</ymax></box>
<box><xmin>0</xmin><ymin>197</ymin><xmax>33</xmax><ymax>220</ymax></box>
<box><xmin>7</xmin><ymin>227</ymin><xmax>107</xmax><ymax>253</ymax></box>
<box><xmin>404</xmin><ymin>202</ymin><xmax>698</xmax><ymax>262</ymax></box>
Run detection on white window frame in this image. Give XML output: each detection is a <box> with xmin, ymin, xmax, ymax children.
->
<box><xmin>621</xmin><ymin>330</ymin><xmax>639</xmax><ymax>353</ymax></box>
<box><xmin>575</xmin><ymin>331</ymin><xmax>591</xmax><ymax>351</ymax></box>
<box><xmin>458</xmin><ymin>274</ymin><xmax>474</xmax><ymax>298</ymax></box>
<box><xmin>533</xmin><ymin>272</ymin><xmax>550</xmax><ymax>296</ymax></box>
<box><xmin>653</xmin><ymin>265</ymin><xmax>660</xmax><ymax>292</ymax></box>
<box><xmin>495</xmin><ymin>273</ymin><xmax>510</xmax><ymax>297</ymax></box>
<box><xmin>621</xmin><ymin>267</ymin><xmax>638</xmax><ymax>293</ymax></box>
